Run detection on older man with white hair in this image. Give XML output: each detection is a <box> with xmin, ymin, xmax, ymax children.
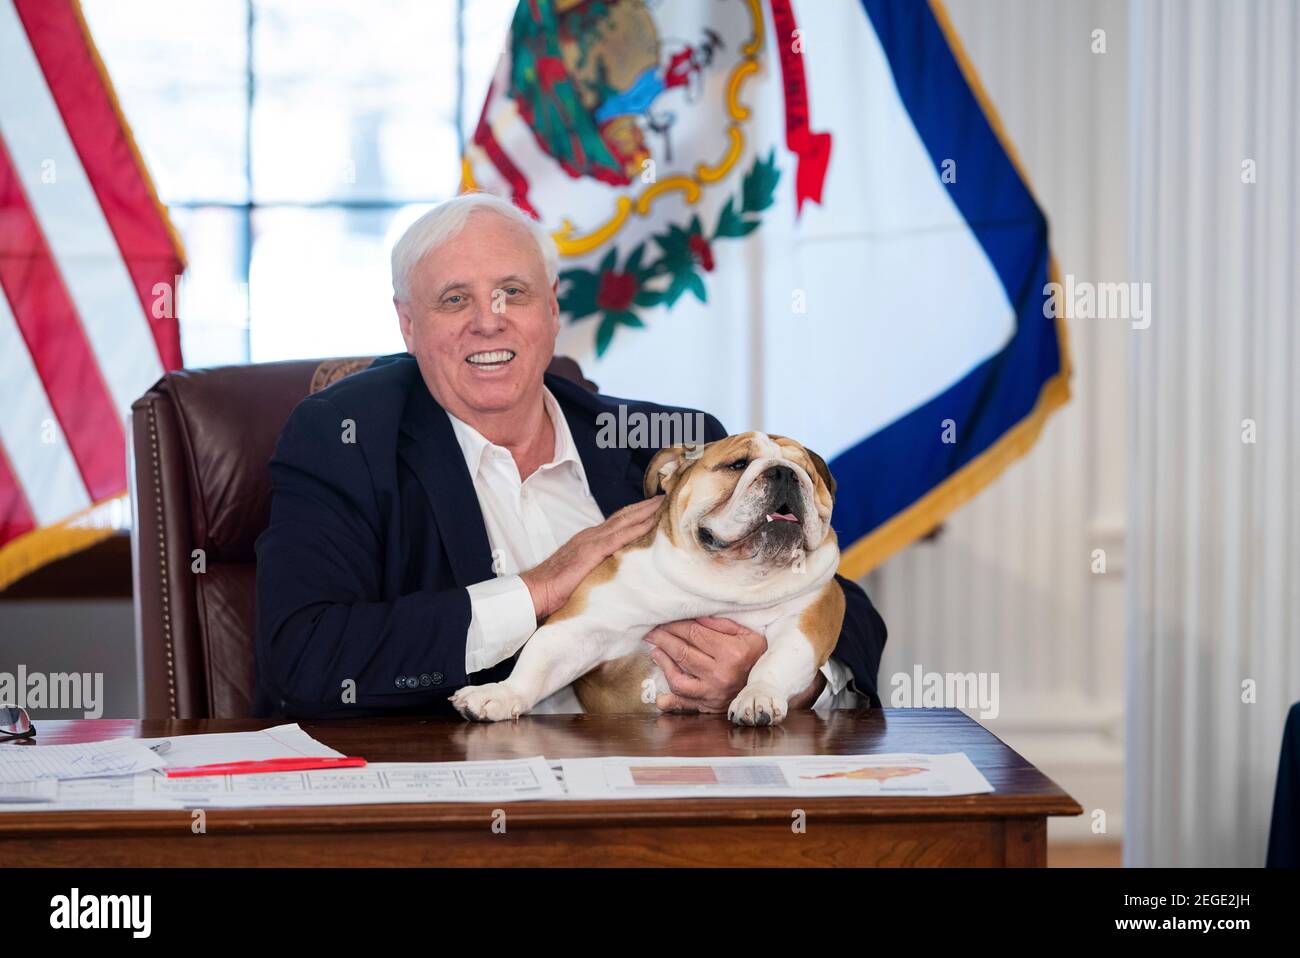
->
<box><xmin>253</xmin><ymin>192</ymin><xmax>886</xmax><ymax>718</ymax></box>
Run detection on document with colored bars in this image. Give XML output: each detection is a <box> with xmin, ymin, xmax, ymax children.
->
<box><xmin>132</xmin><ymin>752</ymin><xmax>990</xmax><ymax>806</ymax></box>
<box><xmin>557</xmin><ymin>754</ymin><xmax>994</xmax><ymax>799</ymax></box>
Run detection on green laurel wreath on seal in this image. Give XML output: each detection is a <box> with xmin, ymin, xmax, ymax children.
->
<box><xmin>559</xmin><ymin>150</ymin><xmax>781</xmax><ymax>357</ymax></box>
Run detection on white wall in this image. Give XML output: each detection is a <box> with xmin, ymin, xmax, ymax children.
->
<box><xmin>871</xmin><ymin>0</ymin><xmax>1132</xmax><ymax>842</ymax></box>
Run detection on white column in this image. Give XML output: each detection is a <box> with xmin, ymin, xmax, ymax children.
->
<box><xmin>1126</xmin><ymin>0</ymin><xmax>1300</xmax><ymax>867</ymax></box>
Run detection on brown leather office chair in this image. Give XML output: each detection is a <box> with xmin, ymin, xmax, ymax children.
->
<box><xmin>129</xmin><ymin>354</ymin><xmax>598</xmax><ymax>719</ymax></box>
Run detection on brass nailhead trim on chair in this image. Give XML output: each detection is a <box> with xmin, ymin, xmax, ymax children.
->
<box><xmin>309</xmin><ymin>357</ymin><xmax>374</xmax><ymax>395</ymax></box>
<box><xmin>147</xmin><ymin>405</ymin><xmax>177</xmax><ymax>719</ymax></box>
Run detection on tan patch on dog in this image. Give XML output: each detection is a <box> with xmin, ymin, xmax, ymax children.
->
<box><xmin>542</xmin><ymin>552</ymin><xmax>620</xmax><ymax>626</ymax></box>
<box><xmin>799</xmin><ymin>575</ymin><xmax>846</xmax><ymax>667</ymax></box>
<box><xmin>654</xmin><ymin>489</ymin><xmax>679</xmax><ymax>549</ymax></box>
<box><xmin>710</xmin><ymin>434</ymin><xmax>756</xmax><ymax>465</ymax></box>
<box><xmin>619</xmin><ymin>495</ymin><xmax>672</xmax><ymax>552</ymax></box>
<box><xmin>575</xmin><ymin>652</ymin><xmax>657</xmax><ymax>713</ymax></box>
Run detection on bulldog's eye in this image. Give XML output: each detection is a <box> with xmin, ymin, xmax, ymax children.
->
<box><xmin>727</xmin><ymin>458</ymin><xmax>748</xmax><ymax>471</ymax></box>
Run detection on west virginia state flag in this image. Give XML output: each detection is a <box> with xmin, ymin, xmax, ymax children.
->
<box><xmin>463</xmin><ymin>0</ymin><xmax>1070</xmax><ymax>577</ymax></box>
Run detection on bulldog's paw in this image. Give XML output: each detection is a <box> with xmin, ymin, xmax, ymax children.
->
<box><xmin>727</xmin><ymin>683</ymin><xmax>789</xmax><ymax>726</ymax></box>
<box><xmin>450</xmin><ymin>682</ymin><xmax>528</xmax><ymax>722</ymax></box>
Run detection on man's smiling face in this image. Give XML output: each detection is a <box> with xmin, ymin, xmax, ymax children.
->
<box><xmin>397</xmin><ymin>209</ymin><xmax>560</xmax><ymax>420</ymax></box>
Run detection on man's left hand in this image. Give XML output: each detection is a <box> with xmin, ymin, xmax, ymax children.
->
<box><xmin>644</xmin><ymin>616</ymin><xmax>766</xmax><ymax>713</ymax></box>
<box><xmin>646</xmin><ymin>616</ymin><xmax>830</xmax><ymax>713</ymax></box>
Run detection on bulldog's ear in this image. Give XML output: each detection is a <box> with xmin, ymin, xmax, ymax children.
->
<box><xmin>643</xmin><ymin>445</ymin><xmax>690</xmax><ymax>498</ymax></box>
<box><xmin>806</xmin><ymin>447</ymin><xmax>837</xmax><ymax>500</ymax></box>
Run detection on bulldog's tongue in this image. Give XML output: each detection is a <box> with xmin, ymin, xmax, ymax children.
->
<box><xmin>766</xmin><ymin>512</ymin><xmax>799</xmax><ymax>523</ymax></box>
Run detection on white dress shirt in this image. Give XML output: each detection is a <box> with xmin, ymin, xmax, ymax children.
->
<box><xmin>446</xmin><ymin>385</ymin><xmax>862</xmax><ymax>713</ymax></box>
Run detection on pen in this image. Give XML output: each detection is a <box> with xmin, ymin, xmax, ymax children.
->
<box><xmin>163</xmin><ymin>756</ymin><xmax>367</xmax><ymax>778</ymax></box>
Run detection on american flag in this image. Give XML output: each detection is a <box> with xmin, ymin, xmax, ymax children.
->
<box><xmin>0</xmin><ymin>0</ymin><xmax>183</xmax><ymax>590</ymax></box>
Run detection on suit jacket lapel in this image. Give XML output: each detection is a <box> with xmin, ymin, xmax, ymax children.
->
<box><xmin>398</xmin><ymin>381</ymin><xmax>496</xmax><ymax>589</ymax></box>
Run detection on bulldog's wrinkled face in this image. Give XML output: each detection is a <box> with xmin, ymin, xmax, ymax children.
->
<box><xmin>643</xmin><ymin>432</ymin><xmax>837</xmax><ymax>568</ymax></box>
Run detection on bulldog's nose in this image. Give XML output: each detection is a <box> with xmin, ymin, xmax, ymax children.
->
<box><xmin>767</xmin><ymin>464</ymin><xmax>798</xmax><ymax>490</ymax></box>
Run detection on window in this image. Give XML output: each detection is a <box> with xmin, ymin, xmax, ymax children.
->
<box><xmin>82</xmin><ymin>0</ymin><xmax>516</xmax><ymax>367</ymax></box>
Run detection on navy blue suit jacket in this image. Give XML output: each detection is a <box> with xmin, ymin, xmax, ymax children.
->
<box><xmin>253</xmin><ymin>353</ymin><xmax>887</xmax><ymax>718</ymax></box>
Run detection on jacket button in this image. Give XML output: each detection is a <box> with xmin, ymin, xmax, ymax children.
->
<box><xmin>431</xmin><ymin>672</ymin><xmax>443</xmax><ymax>686</ymax></box>
<box><xmin>394</xmin><ymin>676</ymin><xmax>407</xmax><ymax>689</ymax></box>
<box><xmin>419</xmin><ymin>673</ymin><xmax>432</xmax><ymax>687</ymax></box>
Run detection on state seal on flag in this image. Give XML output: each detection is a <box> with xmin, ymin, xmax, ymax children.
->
<box><xmin>463</xmin><ymin>0</ymin><xmax>829</xmax><ymax>355</ymax></box>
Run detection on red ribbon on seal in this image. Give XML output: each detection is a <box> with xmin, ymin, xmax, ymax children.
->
<box><xmin>768</xmin><ymin>0</ymin><xmax>832</xmax><ymax>215</ymax></box>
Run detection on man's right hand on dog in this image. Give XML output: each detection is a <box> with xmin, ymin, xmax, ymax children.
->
<box><xmin>520</xmin><ymin>494</ymin><xmax>665</xmax><ymax>620</ymax></box>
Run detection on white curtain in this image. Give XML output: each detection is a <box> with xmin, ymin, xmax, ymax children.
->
<box><xmin>1126</xmin><ymin>0</ymin><xmax>1300</xmax><ymax>867</ymax></box>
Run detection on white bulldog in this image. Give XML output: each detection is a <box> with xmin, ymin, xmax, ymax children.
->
<box><xmin>450</xmin><ymin>431</ymin><xmax>846</xmax><ymax>726</ymax></box>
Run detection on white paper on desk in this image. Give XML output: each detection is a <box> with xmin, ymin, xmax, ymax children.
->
<box><xmin>133</xmin><ymin>755</ymin><xmax>563</xmax><ymax>808</ymax></box>
<box><xmin>0</xmin><ymin>775</ymin><xmax>182</xmax><ymax>813</ymax></box>
<box><xmin>559</xmin><ymin>753</ymin><xmax>995</xmax><ymax>799</ymax></box>
<box><xmin>136</xmin><ymin>723</ymin><xmax>344</xmax><ymax>769</ymax></box>
<box><xmin>0</xmin><ymin>725</ymin><xmax>344</xmax><ymax>813</ymax></box>
<box><xmin>0</xmin><ymin>779</ymin><xmax>58</xmax><ymax>802</ymax></box>
<box><xmin>0</xmin><ymin>738</ymin><xmax>166</xmax><ymax>784</ymax></box>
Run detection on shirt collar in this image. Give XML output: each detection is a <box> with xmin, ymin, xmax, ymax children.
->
<box><xmin>444</xmin><ymin>384</ymin><xmax>582</xmax><ymax>480</ymax></box>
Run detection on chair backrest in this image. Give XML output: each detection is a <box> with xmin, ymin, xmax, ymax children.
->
<box><xmin>129</xmin><ymin>354</ymin><xmax>597</xmax><ymax>718</ymax></box>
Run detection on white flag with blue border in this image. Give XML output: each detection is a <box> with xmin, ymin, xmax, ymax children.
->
<box><xmin>463</xmin><ymin>0</ymin><xmax>1070</xmax><ymax>576</ymax></box>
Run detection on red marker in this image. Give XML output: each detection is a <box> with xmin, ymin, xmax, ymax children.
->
<box><xmin>163</xmin><ymin>757</ymin><xmax>367</xmax><ymax>778</ymax></box>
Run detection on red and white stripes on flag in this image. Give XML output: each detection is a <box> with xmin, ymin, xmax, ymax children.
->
<box><xmin>0</xmin><ymin>0</ymin><xmax>183</xmax><ymax>590</ymax></box>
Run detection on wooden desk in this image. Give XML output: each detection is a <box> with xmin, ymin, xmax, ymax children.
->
<box><xmin>0</xmin><ymin>708</ymin><xmax>1081</xmax><ymax>866</ymax></box>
